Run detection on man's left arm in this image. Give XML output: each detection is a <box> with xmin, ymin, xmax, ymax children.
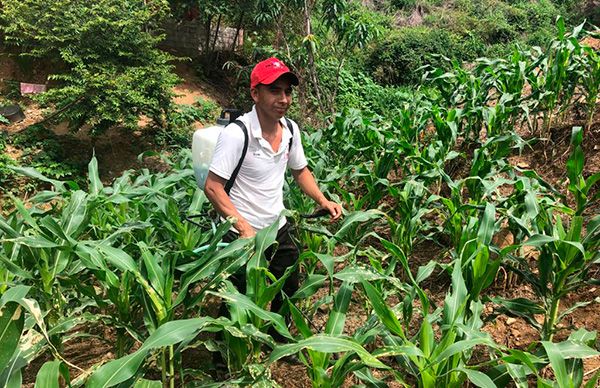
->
<box><xmin>291</xmin><ymin>167</ymin><xmax>342</xmax><ymax>221</ymax></box>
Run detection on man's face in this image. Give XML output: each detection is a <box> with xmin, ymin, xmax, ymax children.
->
<box><xmin>251</xmin><ymin>77</ymin><xmax>293</xmax><ymax>121</ymax></box>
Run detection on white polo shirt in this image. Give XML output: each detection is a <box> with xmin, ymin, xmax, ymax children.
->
<box><xmin>209</xmin><ymin>106</ymin><xmax>308</xmax><ymax>230</ymax></box>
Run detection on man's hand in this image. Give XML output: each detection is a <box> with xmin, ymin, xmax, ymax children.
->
<box><xmin>321</xmin><ymin>200</ymin><xmax>343</xmax><ymax>222</ymax></box>
<box><xmin>238</xmin><ymin>226</ymin><xmax>256</xmax><ymax>239</ymax></box>
<box><xmin>291</xmin><ymin>167</ymin><xmax>343</xmax><ymax>222</ymax></box>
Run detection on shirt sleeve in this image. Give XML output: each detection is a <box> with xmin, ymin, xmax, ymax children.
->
<box><xmin>209</xmin><ymin>123</ymin><xmax>246</xmax><ymax>180</ymax></box>
<box><xmin>287</xmin><ymin>120</ymin><xmax>308</xmax><ymax>170</ymax></box>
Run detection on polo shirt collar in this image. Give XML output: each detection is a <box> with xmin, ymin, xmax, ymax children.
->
<box><xmin>249</xmin><ymin>105</ymin><xmax>292</xmax><ymax>154</ymax></box>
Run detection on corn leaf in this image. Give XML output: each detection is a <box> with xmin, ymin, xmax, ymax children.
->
<box><xmin>34</xmin><ymin>360</ymin><xmax>70</xmax><ymax>388</ymax></box>
<box><xmin>214</xmin><ymin>291</ymin><xmax>292</xmax><ymax>340</ymax></box>
<box><xmin>333</xmin><ymin>209</ymin><xmax>383</xmax><ymax>242</ymax></box>
<box><xmin>269</xmin><ymin>335</ymin><xmax>388</xmax><ymax>369</ymax></box>
<box><xmin>334</xmin><ymin>265</ymin><xmax>386</xmax><ymax>283</ymax></box>
<box><xmin>88</xmin><ymin>156</ymin><xmax>103</xmax><ymax>195</ymax></box>
<box><xmin>291</xmin><ymin>274</ymin><xmax>326</xmax><ymax>300</ymax></box>
<box><xmin>362</xmin><ymin>281</ymin><xmax>404</xmax><ymax>338</ymax></box>
<box><xmin>0</xmin><ymin>303</ymin><xmax>23</xmax><ymax>373</ymax></box>
<box><xmin>459</xmin><ymin>367</ymin><xmax>496</xmax><ymax>388</ymax></box>
<box><xmin>477</xmin><ymin>203</ymin><xmax>496</xmax><ymax>246</ymax></box>
<box><xmin>542</xmin><ymin>340</ymin><xmax>600</xmax><ymax>388</ymax></box>
<box><xmin>444</xmin><ymin>260</ymin><xmax>467</xmax><ymax>325</ymax></box>
<box><xmin>138</xmin><ymin>242</ymin><xmax>165</xmax><ymax>296</ymax></box>
<box><xmin>133</xmin><ymin>379</ymin><xmax>162</xmax><ymax>388</ymax></box>
<box><xmin>88</xmin><ymin>318</ymin><xmax>221</xmax><ymax>388</ymax></box>
<box><xmin>325</xmin><ymin>282</ymin><xmax>353</xmax><ymax>336</ymax></box>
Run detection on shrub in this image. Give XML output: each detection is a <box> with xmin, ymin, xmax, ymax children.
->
<box><xmin>0</xmin><ymin>0</ymin><xmax>179</xmax><ymax>135</ymax></box>
<box><xmin>11</xmin><ymin>125</ymin><xmax>80</xmax><ymax>181</ymax></box>
<box><xmin>389</xmin><ymin>0</ymin><xmax>417</xmax><ymax>11</ymax></box>
<box><xmin>0</xmin><ymin>134</ymin><xmax>15</xmax><ymax>187</ymax></box>
<box><xmin>521</xmin><ymin>0</ymin><xmax>559</xmax><ymax>31</ymax></box>
<box><xmin>366</xmin><ymin>27</ymin><xmax>464</xmax><ymax>85</ymax></box>
<box><xmin>159</xmin><ymin>98</ymin><xmax>221</xmax><ymax>148</ymax></box>
<box><xmin>333</xmin><ymin>69</ymin><xmax>413</xmax><ymax>115</ymax></box>
<box><xmin>474</xmin><ymin>16</ymin><xmax>518</xmax><ymax>43</ymax></box>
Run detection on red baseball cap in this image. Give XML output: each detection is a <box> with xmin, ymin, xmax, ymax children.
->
<box><xmin>250</xmin><ymin>57</ymin><xmax>299</xmax><ymax>89</ymax></box>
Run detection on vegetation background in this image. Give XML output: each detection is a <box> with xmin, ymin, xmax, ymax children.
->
<box><xmin>0</xmin><ymin>0</ymin><xmax>599</xmax><ymax>387</ymax></box>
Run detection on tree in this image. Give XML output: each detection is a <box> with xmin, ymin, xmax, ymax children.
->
<box><xmin>0</xmin><ymin>0</ymin><xmax>179</xmax><ymax>134</ymax></box>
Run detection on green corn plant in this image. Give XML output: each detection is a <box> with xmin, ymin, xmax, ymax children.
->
<box><xmin>501</xmin><ymin>171</ymin><xmax>564</xmax><ymax>241</ymax></box>
<box><xmin>269</xmin><ymin>333</ymin><xmax>388</xmax><ymax>388</ymax></box>
<box><xmin>208</xmin><ymin>220</ymin><xmax>296</xmax><ymax>373</ymax></box>
<box><xmin>297</xmin><ymin>210</ymin><xmax>384</xmax><ymax>260</ymax></box>
<box><xmin>0</xmin><ymin>285</ymin><xmax>82</xmax><ymax>386</ymax></box>
<box><xmin>213</xmin><ymin>286</ymin><xmax>294</xmax><ymax>374</ymax></box>
<box><xmin>85</xmin><ymin>222</ymin><xmax>256</xmax><ymax>384</ymax></box>
<box><xmin>385</xmin><ymin>179</ymin><xmax>439</xmax><ymax>273</ymax></box>
<box><xmin>498</xmin><ymin>170</ymin><xmax>563</xmax><ymax>284</ymax></box>
<box><xmin>106</xmin><ymin>192</ymin><xmax>256</xmax><ymax>381</ymax></box>
<box><xmin>452</xmin><ymin>203</ymin><xmax>503</xmax><ymax>305</ymax></box>
<box><xmin>485</xmin><ymin>50</ymin><xmax>528</xmax><ymax>98</ymax></box>
<box><xmin>532</xmin><ymin>18</ymin><xmax>585</xmax><ymax>136</ymax></box>
<box><xmin>390</xmin><ymin>97</ymin><xmax>431</xmax><ymax>145</ymax></box>
<box><xmin>320</xmin><ymin>110</ymin><xmax>399</xmax><ymax>211</ymax></box>
<box><xmin>475</xmin><ymin>50</ymin><xmax>540</xmax><ymax>136</ymax></box>
<box><xmin>565</xmin><ymin>127</ymin><xmax>600</xmax><ymax>216</ymax></box>
<box><xmin>466</xmin><ymin>133</ymin><xmax>527</xmax><ymax>202</ymax></box>
<box><xmin>363</xmin><ymin>261</ymin><xmax>497</xmax><ymax>388</ymax></box>
<box><xmin>0</xmin><ymin>190</ymin><xmax>93</xmax><ymax>351</ymax></box>
<box><xmin>351</xmin><ymin>153</ymin><xmax>397</xmax><ymax>210</ymax></box>
<box><xmin>539</xmin><ymin>329</ymin><xmax>600</xmax><ymax>388</ymax></box>
<box><xmin>378</xmin><ymin>239</ymin><xmax>435</xmax><ymax>334</ymax></box>
<box><xmin>407</xmin><ymin>140</ymin><xmax>460</xmax><ymax>190</ymax></box>
<box><xmin>86</xmin><ymin>317</ymin><xmax>233</xmax><ymax>388</ymax></box>
<box><xmin>281</xmin><ymin>263</ymin><xmax>397</xmax><ymax>388</ymax></box>
<box><xmin>480</xmin><ymin>92</ymin><xmax>521</xmax><ymax>138</ymax></box>
<box><xmin>498</xmin><ymin>214</ymin><xmax>600</xmax><ymax>341</ymax></box>
<box><xmin>577</xmin><ymin>39</ymin><xmax>600</xmax><ymax>132</ymax></box>
<box><xmin>285</xmin><ymin>281</ymin><xmax>362</xmax><ymax>388</ymax></box>
<box><xmin>489</xmin><ymin>329</ymin><xmax>600</xmax><ymax>387</ymax></box>
<box><xmin>1</xmin><ymin>153</ymin><xmax>255</xmax><ymax>384</ymax></box>
<box><xmin>441</xmin><ymin>176</ymin><xmax>512</xmax><ymax>253</ymax></box>
<box><xmin>429</xmin><ymin>106</ymin><xmax>461</xmax><ymax>152</ymax></box>
<box><xmin>422</xmin><ymin>59</ymin><xmax>493</xmax><ymax>142</ymax></box>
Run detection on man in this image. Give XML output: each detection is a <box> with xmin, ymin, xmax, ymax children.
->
<box><xmin>204</xmin><ymin>57</ymin><xmax>342</xmax><ymax>317</ymax></box>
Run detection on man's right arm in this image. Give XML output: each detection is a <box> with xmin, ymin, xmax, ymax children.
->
<box><xmin>204</xmin><ymin>172</ymin><xmax>256</xmax><ymax>238</ymax></box>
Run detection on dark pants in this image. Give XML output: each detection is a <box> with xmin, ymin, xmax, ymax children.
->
<box><xmin>222</xmin><ymin>221</ymin><xmax>300</xmax><ymax>315</ymax></box>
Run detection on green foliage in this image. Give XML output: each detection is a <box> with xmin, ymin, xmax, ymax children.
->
<box><xmin>0</xmin><ymin>135</ymin><xmax>16</xmax><ymax>187</ymax></box>
<box><xmin>388</xmin><ymin>0</ymin><xmax>417</xmax><ymax>11</ymax></box>
<box><xmin>325</xmin><ymin>67</ymin><xmax>414</xmax><ymax>115</ymax></box>
<box><xmin>0</xmin><ymin>5</ymin><xmax>599</xmax><ymax>387</ymax></box>
<box><xmin>362</xmin><ymin>0</ymin><xmax>563</xmax><ymax>89</ymax></box>
<box><xmin>11</xmin><ymin>125</ymin><xmax>80</xmax><ymax>181</ymax></box>
<box><xmin>566</xmin><ymin>127</ymin><xmax>600</xmax><ymax>216</ymax></box>
<box><xmin>159</xmin><ymin>98</ymin><xmax>220</xmax><ymax>147</ymax></box>
<box><xmin>441</xmin><ymin>0</ymin><xmax>559</xmax><ymax>43</ymax></box>
<box><xmin>367</xmin><ymin>27</ymin><xmax>467</xmax><ymax>85</ymax></box>
<box><xmin>0</xmin><ymin>0</ymin><xmax>179</xmax><ymax>134</ymax></box>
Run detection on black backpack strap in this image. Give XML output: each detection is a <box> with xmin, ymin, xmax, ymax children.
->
<box><xmin>285</xmin><ymin>118</ymin><xmax>294</xmax><ymax>151</ymax></box>
<box><xmin>224</xmin><ymin>119</ymin><xmax>249</xmax><ymax>195</ymax></box>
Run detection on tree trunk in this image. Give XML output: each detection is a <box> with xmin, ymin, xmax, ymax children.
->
<box><xmin>304</xmin><ymin>0</ymin><xmax>324</xmax><ymax>115</ymax></box>
<box><xmin>211</xmin><ymin>14</ymin><xmax>222</xmax><ymax>53</ymax></box>
<box><xmin>230</xmin><ymin>14</ymin><xmax>243</xmax><ymax>52</ymax></box>
<box><xmin>204</xmin><ymin>15</ymin><xmax>212</xmax><ymax>55</ymax></box>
